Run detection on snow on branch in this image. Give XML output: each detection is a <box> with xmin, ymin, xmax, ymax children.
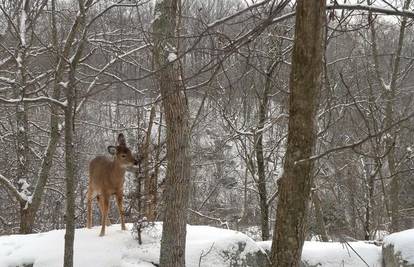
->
<box><xmin>0</xmin><ymin>77</ymin><xmax>16</xmax><ymax>84</ymax></box>
<box><xmin>189</xmin><ymin>209</ymin><xmax>229</xmax><ymax>229</ymax></box>
<box><xmin>0</xmin><ymin>56</ymin><xmax>13</xmax><ymax>68</ymax></box>
<box><xmin>326</xmin><ymin>4</ymin><xmax>414</xmax><ymax>19</ymax></box>
<box><xmin>206</xmin><ymin>0</ymin><xmax>272</xmax><ymax>28</ymax></box>
<box><xmin>0</xmin><ymin>174</ymin><xmax>25</xmax><ymax>204</ymax></box>
<box><xmin>0</xmin><ymin>215</ymin><xmax>11</xmax><ymax>226</ymax></box>
<box><xmin>0</xmin><ymin>96</ymin><xmax>67</xmax><ymax>108</ymax></box>
<box><xmin>17</xmin><ymin>179</ymin><xmax>32</xmax><ymax>209</ymax></box>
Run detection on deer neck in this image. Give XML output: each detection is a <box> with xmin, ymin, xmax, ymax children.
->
<box><xmin>112</xmin><ymin>159</ymin><xmax>126</xmax><ymax>177</ymax></box>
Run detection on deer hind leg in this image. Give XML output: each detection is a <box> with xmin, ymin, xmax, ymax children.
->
<box><xmin>115</xmin><ymin>192</ymin><xmax>126</xmax><ymax>230</ymax></box>
<box><xmin>99</xmin><ymin>195</ymin><xmax>110</xmax><ymax>236</ymax></box>
<box><xmin>87</xmin><ymin>189</ymin><xmax>93</xmax><ymax>229</ymax></box>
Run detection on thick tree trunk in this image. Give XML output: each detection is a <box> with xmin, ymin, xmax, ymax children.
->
<box><xmin>153</xmin><ymin>1</ymin><xmax>191</xmax><ymax>267</ymax></box>
<box><xmin>269</xmin><ymin>1</ymin><xmax>325</xmax><ymax>266</ymax></box>
<box><xmin>19</xmin><ymin>208</ymin><xmax>33</xmax><ymax>234</ymax></box>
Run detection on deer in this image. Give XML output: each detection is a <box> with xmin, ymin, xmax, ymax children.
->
<box><xmin>87</xmin><ymin>133</ymin><xmax>138</xmax><ymax>236</ymax></box>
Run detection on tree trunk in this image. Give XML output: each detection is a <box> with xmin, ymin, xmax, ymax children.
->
<box><xmin>19</xmin><ymin>0</ymin><xmax>63</xmax><ymax>233</ymax></box>
<box><xmin>143</xmin><ymin>104</ymin><xmax>157</xmax><ymax>221</ymax></box>
<box><xmin>255</xmin><ymin>64</ymin><xmax>274</xmax><ymax>241</ymax></box>
<box><xmin>63</xmin><ymin>64</ymin><xmax>76</xmax><ymax>267</ymax></box>
<box><xmin>153</xmin><ymin>0</ymin><xmax>191</xmax><ymax>266</ymax></box>
<box><xmin>63</xmin><ymin>1</ymin><xmax>88</xmax><ymax>265</ymax></box>
<box><xmin>15</xmin><ymin>0</ymin><xmax>31</xmax><ymax>234</ymax></box>
<box><xmin>311</xmin><ymin>190</ymin><xmax>329</xmax><ymax>242</ymax></box>
<box><xmin>269</xmin><ymin>1</ymin><xmax>325</xmax><ymax>266</ymax></box>
<box><xmin>387</xmin><ymin>0</ymin><xmax>411</xmax><ymax>233</ymax></box>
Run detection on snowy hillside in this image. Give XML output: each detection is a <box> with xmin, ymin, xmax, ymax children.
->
<box><xmin>0</xmin><ymin>223</ymin><xmax>266</xmax><ymax>267</ymax></box>
<box><xmin>0</xmin><ymin>223</ymin><xmax>387</xmax><ymax>267</ymax></box>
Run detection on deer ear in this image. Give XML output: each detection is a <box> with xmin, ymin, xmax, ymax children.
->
<box><xmin>107</xmin><ymin>146</ymin><xmax>117</xmax><ymax>155</ymax></box>
<box><xmin>117</xmin><ymin>133</ymin><xmax>126</xmax><ymax>147</ymax></box>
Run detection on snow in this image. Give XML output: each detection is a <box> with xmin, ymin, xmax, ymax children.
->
<box><xmin>150</xmin><ymin>13</ymin><xmax>161</xmax><ymax>24</ymax></box>
<box><xmin>17</xmin><ymin>179</ymin><xmax>32</xmax><ymax>209</ymax></box>
<box><xmin>167</xmin><ymin>52</ymin><xmax>177</xmax><ymax>62</ymax></box>
<box><xmin>0</xmin><ymin>76</ymin><xmax>16</xmax><ymax>84</ymax></box>
<box><xmin>20</xmin><ymin>9</ymin><xmax>26</xmax><ymax>47</ymax></box>
<box><xmin>0</xmin><ymin>222</ymin><xmax>394</xmax><ymax>267</ymax></box>
<box><xmin>0</xmin><ymin>223</ymin><xmax>265</xmax><ymax>267</ymax></box>
<box><xmin>18</xmin><ymin>179</ymin><xmax>29</xmax><ymax>191</ymax></box>
<box><xmin>59</xmin><ymin>81</ymin><xmax>69</xmax><ymax>88</ymax></box>
<box><xmin>16</xmin><ymin>56</ymin><xmax>23</xmax><ymax>67</ymax></box>
<box><xmin>258</xmin><ymin>240</ymin><xmax>382</xmax><ymax>267</ymax></box>
<box><xmin>384</xmin><ymin>228</ymin><xmax>414</xmax><ymax>264</ymax></box>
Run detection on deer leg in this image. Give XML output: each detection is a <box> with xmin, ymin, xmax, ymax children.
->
<box><xmin>97</xmin><ymin>195</ymin><xmax>111</xmax><ymax>226</ymax></box>
<box><xmin>115</xmin><ymin>192</ymin><xmax>126</xmax><ymax>230</ymax></box>
<box><xmin>87</xmin><ymin>189</ymin><xmax>93</xmax><ymax>229</ymax></box>
<box><xmin>99</xmin><ymin>195</ymin><xmax>109</xmax><ymax>236</ymax></box>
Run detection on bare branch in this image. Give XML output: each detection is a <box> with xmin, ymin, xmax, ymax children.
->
<box><xmin>0</xmin><ymin>174</ymin><xmax>25</xmax><ymax>204</ymax></box>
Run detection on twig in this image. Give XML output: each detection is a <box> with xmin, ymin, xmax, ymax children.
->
<box><xmin>199</xmin><ymin>242</ymin><xmax>215</xmax><ymax>267</ymax></box>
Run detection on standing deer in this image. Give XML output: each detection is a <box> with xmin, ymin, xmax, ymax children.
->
<box><xmin>87</xmin><ymin>133</ymin><xmax>138</xmax><ymax>236</ymax></box>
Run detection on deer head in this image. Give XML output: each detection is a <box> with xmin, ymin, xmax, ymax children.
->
<box><xmin>107</xmin><ymin>133</ymin><xmax>138</xmax><ymax>167</ymax></box>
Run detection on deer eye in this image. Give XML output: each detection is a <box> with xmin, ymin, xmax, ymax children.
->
<box><xmin>121</xmin><ymin>154</ymin><xmax>126</xmax><ymax>158</ymax></box>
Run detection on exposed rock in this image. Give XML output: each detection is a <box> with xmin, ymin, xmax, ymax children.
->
<box><xmin>219</xmin><ymin>241</ymin><xmax>270</xmax><ymax>267</ymax></box>
<box><xmin>383</xmin><ymin>229</ymin><xmax>414</xmax><ymax>267</ymax></box>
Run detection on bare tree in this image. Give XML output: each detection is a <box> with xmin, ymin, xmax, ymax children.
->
<box><xmin>152</xmin><ymin>0</ymin><xmax>191</xmax><ymax>266</ymax></box>
<box><xmin>270</xmin><ymin>0</ymin><xmax>326</xmax><ymax>266</ymax></box>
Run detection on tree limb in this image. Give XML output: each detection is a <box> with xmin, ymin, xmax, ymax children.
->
<box><xmin>0</xmin><ymin>174</ymin><xmax>25</xmax><ymax>204</ymax></box>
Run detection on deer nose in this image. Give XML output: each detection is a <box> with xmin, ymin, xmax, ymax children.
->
<box><xmin>134</xmin><ymin>159</ymin><xmax>139</xmax><ymax>165</ymax></box>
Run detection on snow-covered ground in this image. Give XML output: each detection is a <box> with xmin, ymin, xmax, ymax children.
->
<box><xmin>0</xmin><ymin>223</ymin><xmax>264</xmax><ymax>267</ymax></box>
<box><xmin>0</xmin><ymin>223</ymin><xmax>387</xmax><ymax>267</ymax></box>
<box><xmin>258</xmin><ymin>241</ymin><xmax>382</xmax><ymax>267</ymax></box>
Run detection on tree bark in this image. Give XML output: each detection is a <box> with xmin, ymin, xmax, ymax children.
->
<box><xmin>153</xmin><ymin>0</ymin><xmax>191</xmax><ymax>266</ymax></box>
<box><xmin>255</xmin><ymin>63</ymin><xmax>276</xmax><ymax>241</ymax></box>
<box><xmin>311</xmin><ymin>190</ymin><xmax>329</xmax><ymax>242</ymax></box>
<box><xmin>63</xmin><ymin>1</ymin><xmax>88</xmax><ymax>266</ymax></box>
<box><xmin>269</xmin><ymin>1</ymin><xmax>326</xmax><ymax>266</ymax></box>
<box><xmin>15</xmin><ymin>0</ymin><xmax>31</xmax><ymax>234</ymax></box>
<box><xmin>143</xmin><ymin>104</ymin><xmax>157</xmax><ymax>221</ymax></box>
<box><xmin>387</xmin><ymin>0</ymin><xmax>411</xmax><ymax>233</ymax></box>
<box><xmin>19</xmin><ymin>0</ymin><xmax>62</xmax><ymax>233</ymax></box>
<box><xmin>63</xmin><ymin>64</ymin><xmax>76</xmax><ymax>267</ymax></box>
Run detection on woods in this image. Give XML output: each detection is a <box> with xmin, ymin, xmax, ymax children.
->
<box><xmin>1</xmin><ymin>0</ymin><xmax>414</xmax><ymax>266</ymax></box>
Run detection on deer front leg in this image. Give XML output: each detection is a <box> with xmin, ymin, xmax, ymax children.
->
<box><xmin>97</xmin><ymin>195</ymin><xmax>111</xmax><ymax>226</ymax></box>
<box><xmin>115</xmin><ymin>192</ymin><xmax>126</xmax><ymax>230</ymax></box>
<box><xmin>99</xmin><ymin>195</ymin><xmax>110</xmax><ymax>236</ymax></box>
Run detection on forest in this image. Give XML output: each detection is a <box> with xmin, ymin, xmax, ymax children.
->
<box><xmin>0</xmin><ymin>0</ymin><xmax>414</xmax><ymax>266</ymax></box>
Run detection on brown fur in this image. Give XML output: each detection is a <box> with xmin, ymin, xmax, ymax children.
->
<box><xmin>87</xmin><ymin>133</ymin><xmax>137</xmax><ymax>236</ymax></box>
